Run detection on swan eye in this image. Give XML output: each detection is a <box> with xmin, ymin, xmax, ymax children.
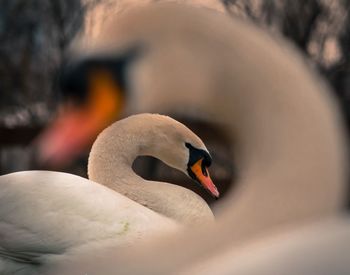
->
<box><xmin>185</xmin><ymin>143</ymin><xmax>212</xmax><ymax>168</ymax></box>
<box><xmin>58</xmin><ymin>45</ymin><xmax>143</xmax><ymax>105</ymax></box>
<box><xmin>58</xmin><ymin>60</ymin><xmax>90</xmax><ymax>104</ymax></box>
<box><xmin>59</xmin><ymin>58</ymin><xmax>128</xmax><ymax>104</ymax></box>
<box><xmin>201</xmin><ymin>161</ymin><xmax>208</xmax><ymax>177</ymax></box>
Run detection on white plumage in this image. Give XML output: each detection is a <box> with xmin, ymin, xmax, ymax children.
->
<box><xmin>0</xmin><ymin>114</ymin><xmax>214</xmax><ymax>274</ymax></box>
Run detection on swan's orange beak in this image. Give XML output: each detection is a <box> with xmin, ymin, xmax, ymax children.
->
<box><xmin>190</xmin><ymin>158</ymin><xmax>219</xmax><ymax>198</ymax></box>
<box><xmin>36</xmin><ymin>71</ymin><xmax>124</xmax><ymax>166</ymax></box>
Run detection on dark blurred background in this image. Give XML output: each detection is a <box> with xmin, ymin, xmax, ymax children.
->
<box><xmin>1</xmin><ymin>0</ymin><xmax>350</xmax><ymax>206</ymax></box>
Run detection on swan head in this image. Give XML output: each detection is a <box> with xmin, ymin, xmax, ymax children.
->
<box><xmin>36</xmin><ymin>48</ymin><xmax>141</xmax><ymax>166</ymax></box>
<box><xmin>87</xmin><ymin>113</ymin><xmax>219</xmax><ymax>198</ymax></box>
<box><xmin>184</xmin><ymin>142</ymin><xmax>219</xmax><ymax>198</ymax></box>
<box><xmin>135</xmin><ymin>114</ymin><xmax>219</xmax><ymax>198</ymax></box>
<box><xmin>170</xmin><ymin>141</ymin><xmax>219</xmax><ymax>198</ymax></box>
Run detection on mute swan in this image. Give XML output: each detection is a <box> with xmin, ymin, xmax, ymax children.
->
<box><xmin>0</xmin><ymin>113</ymin><xmax>218</xmax><ymax>274</ymax></box>
<box><xmin>39</xmin><ymin>3</ymin><xmax>348</xmax><ymax>274</ymax></box>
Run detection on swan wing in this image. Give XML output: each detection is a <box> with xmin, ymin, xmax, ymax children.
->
<box><xmin>0</xmin><ymin>171</ymin><xmax>178</xmax><ymax>273</ymax></box>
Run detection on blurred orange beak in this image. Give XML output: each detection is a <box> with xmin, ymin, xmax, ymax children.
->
<box><xmin>190</xmin><ymin>158</ymin><xmax>219</xmax><ymax>198</ymax></box>
<box><xmin>36</xmin><ymin>71</ymin><xmax>124</xmax><ymax>166</ymax></box>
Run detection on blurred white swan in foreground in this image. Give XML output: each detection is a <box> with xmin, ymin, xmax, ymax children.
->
<box><xmin>39</xmin><ymin>2</ymin><xmax>349</xmax><ymax>274</ymax></box>
<box><xmin>0</xmin><ymin>114</ymin><xmax>218</xmax><ymax>274</ymax></box>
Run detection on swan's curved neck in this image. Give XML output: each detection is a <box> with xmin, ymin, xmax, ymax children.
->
<box><xmin>88</xmin><ymin>115</ymin><xmax>169</xmax><ymax>187</ymax></box>
<box><xmin>121</xmin><ymin>56</ymin><xmax>348</xmax><ymax>273</ymax></box>
<box><xmin>126</xmin><ymin>16</ymin><xmax>347</xmax><ymax>251</ymax></box>
<box><xmin>87</xmin><ymin>116</ymin><xmax>213</xmax><ymax>225</ymax></box>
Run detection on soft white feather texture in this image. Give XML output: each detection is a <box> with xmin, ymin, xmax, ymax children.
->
<box><xmin>0</xmin><ymin>114</ymin><xmax>214</xmax><ymax>274</ymax></box>
<box><xmin>0</xmin><ymin>171</ymin><xmax>178</xmax><ymax>274</ymax></box>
